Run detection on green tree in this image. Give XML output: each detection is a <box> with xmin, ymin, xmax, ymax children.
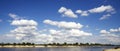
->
<box><xmin>22</xmin><ymin>42</ymin><xmax>26</xmax><ymax>46</ymax></box>
<box><xmin>53</xmin><ymin>42</ymin><xmax>56</xmax><ymax>45</ymax></box>
<box><xmin>31</xmin><ymin>43</ymin><xmax>35</xmax><ymax>45</ymax></box>
<box><xmin>13</xmin><ymin>43</ymin><xmax>16</xmax><ymax>46</ymax></box>
<box><xmin>1</xmin><ymin>42</ymin><xmax>4</xmax><ymax>46</ymax></box>
<box><xmin>74</xmin><ymin>42</ymin><xmax>79</xmax><ymax>45</ymax></box>
<box><xmin>56</xmin><ymin>43</ymin><xmax>60</xmax><ymax>46</ymax></box>
<box><xmin>6</xmin><ymin>43</ymin><xmax>10</xmax><ymax>45</ymax></box>
<box><xmin>63</xmin><ymin>42</ymin><xmax>67</xmax><ymax>45</ymax></box>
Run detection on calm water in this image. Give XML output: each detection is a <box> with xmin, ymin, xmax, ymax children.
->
<box><xmin>0</xmin><ymin>46</ymin><xmax>118</xmax><ymax>51</ymax></box>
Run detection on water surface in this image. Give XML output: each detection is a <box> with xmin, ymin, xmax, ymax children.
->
<box><xmin>0</xmin><ymin>46</ymin><xmax>117</xmax><ymax>51</ymax></box>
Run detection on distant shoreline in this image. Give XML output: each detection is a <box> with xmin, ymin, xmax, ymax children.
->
<box><xmin>0</xmin><ymin>42</ymin><xmax>119</xmax><ymax>48</ymax></box>
<box><xmin>0</xmin><ymin>45</ymin><xmax>118</xmax><ymax>48</ymax></box>
<box><xmin>0</xmin><ymin>45</ymin><xmax>79</xmax><ymax>48</ymax></box>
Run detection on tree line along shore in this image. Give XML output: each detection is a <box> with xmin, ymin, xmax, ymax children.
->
<box><xmin>0</xmin><ymin>42</ymin><xmax>118</xmax><ymax>47</ymax></box>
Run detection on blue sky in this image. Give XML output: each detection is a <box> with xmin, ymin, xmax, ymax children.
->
<box><xmin>0</xmin><ymin>0</ymin><xmax>120</xmax><ymax>44</ymax></box>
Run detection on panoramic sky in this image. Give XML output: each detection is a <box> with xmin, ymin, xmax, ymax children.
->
<box><xmin>0</xmin><ymin>0</ymin><xmax>120</xmax><ymax>44</ymax></box>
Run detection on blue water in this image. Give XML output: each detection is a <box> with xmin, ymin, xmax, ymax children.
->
<box><xmin>0</xmin><ymin>46</ymin><xmax>117</xmax><ymax>51</ymax></box>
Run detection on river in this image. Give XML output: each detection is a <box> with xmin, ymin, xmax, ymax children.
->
<box><xmin>0</xmin><ymin>46</ymin><xmax>118</xmax><ymax>51</ymax></box>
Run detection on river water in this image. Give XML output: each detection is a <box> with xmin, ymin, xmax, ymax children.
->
<box><xmin>0</xmin><ymin>46</ymin><xmax>117</xmax><ymax>51</ymax></box>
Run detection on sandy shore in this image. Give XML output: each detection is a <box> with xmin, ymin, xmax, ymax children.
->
<box><xmin>104</xmin><ymin>48</ymin><xmax>120</xmax><ymax>51</ymax></box>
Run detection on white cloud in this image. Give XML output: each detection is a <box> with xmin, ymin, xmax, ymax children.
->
<box><xmin>43</xmin><ymin>19</ymin><xmax>83</xmax><ymax>29</ymax></box>
<box><xmin>76</xmin><ymin>10</ymin><xmax>89</xmax><ymax>16</ymax></box>
<box><xmin>76</xmin><ymin>5</ymin><xmax>115</xmax><ymax>17</ymax></box>
<box><xmin>99</xmin><ymin>28</ymin><xmax>120</xmax><ymax>44</ymax></box>
<box><xmin>43</xmin><ymin>19</ymin><xmax>57</xmax><ymax>25</ymax></box>
<box><xmin>58</xmin><ymin>7</ymin><xmax>78</xmax><ymax>18</ymax></box>
<box><xmin>58</xmin><ymin>7</ymin><xmax>67</xmax><ymax>13</ymax></box>
<box><xmin>9</xmin><ymin>13</ymin><xmax>20</xmax><ymax>19</ymax></box>
<box><xmin>1</xmin><ymin>12</ymin><xmax>119</xmax><ymax>44</ymax></box>
<box><xmin>6</xmin><ymin>18</ymin><xmax>92</xmax><ymax>43</ymax></box>
<box><xmin>81</xmin><ymin>11</ymin><xmax>89</xmax><ymax>16</ymax></box>
<box><xmin>100</xmin><ymin>28</ymin><xmax>120</xmax><ymax>37</ymax></box>
<box><xmin>58</xmin><ymin>5</ymin><xmax>115</xmax><ymax>20</ymax></box>
<box><xmin>68</xmin><ymin>29</ymin><xmax>92</xmax><ymax>36</ymax></box>
<box><xmin>6</xmin><ymin>33</ymin><xmax>27</xmax><ymax>40</ymax></box>
<box><xmin>49</xmin><ymin>29</ymin><xmax>61</xmax><ymax>34</ymax></box>
<box><xmin>97</xmin><ymin>35</ymin><xmax>120</xmax><ymax>44</ymax></box>
<box><xmin>88</xmin><ymin>5</ymin><xmax>115</xmax><ymax>20</ymax></box>
<box><xmin>0</xmin><ymin>35</ymin><xmax>20</xmax><ymax>43</ymax></box>
<box><xmin>109</xmin><ymin>27</ymin><xmax>120</xmax><ymax>32</ymax></box>
<box><xmin>89</xmin><ymin>5</ymin><xmax>114</xmax><ymax>13</ymax></box>
<box><xmin>11</xmin><ymin>19</ymin><xmax>38</xmax><ymax>26</ymax></box>
<box><xmin>35</xmin><ymin>34</ymin><xmax>53</xmax><ymax>43</ymax></box>
<box><xmin>75</xmin><ymin>10</ymin><xmax>82</xmax><ymax>14</ymax></box>
<box><xmin>100</xmin><ymin>30</ymin><xmax>110</xmax><ymax>34</ymax></box>
<box><xmin>64</xmin><ymin>9</ymin><xmax>78</xmax><ymax>18</ymax></box>
<box><xmin>43</xmin><ymin>19</ymin><xmax>92</xmax><ymax>43</ymax></box>
<box><xmin>101</xmin><ymin>33</ymin><xmax>118</xmax><ymax>37</ymax></box>
<box><xmin>99</xmin><ymin>14</ymin><xmax>111</xmax><ymax>20</ymax></box>
<box><xmin>10</xmin><ymin>26</ymin><xmax>37</xmax><ymax>34</ymax></box>
<box><xmin>16</xmin><ymin>34</ymin><xmax>26</xmax><ymax>40</ymax></box>
<box><xmin>100</xmin><ymin>27</ymin><xmax>120</xmax><ymax>35</ymax></box>
<box><xmin>49</xmin><ymin>29</ymin><xmax>92</xmax><ymax>36</ymax></box>
<box><xmin>10</xmin><ymin>19</ymin><xmax>38</xmax><ymax>41</ymax></box>
<box><xmin>48</xmin><ymin>29</ymin><xmax>92</xmax><ymax>43</ymax></box>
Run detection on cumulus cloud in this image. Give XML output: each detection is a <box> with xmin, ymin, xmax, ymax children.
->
<box><xmin>58</xmin><ymin>7</ymin><xmax>67</xmax><ymax>13</ymax></box>
<box><xmin>35</xmin><ymin>34</ymin><xmax>53</xmax><ymax>43</ymax></box>
<box><xmin>58</xmin><ymin>5</ymin><xmax>115</xmax><ymax>20</ymax></box>
<box><xmin>2</xmin><ymin>18</ymin><xmax>120</xmax><ymax>44</ymax></box>
<box><xmin>59</xmin><ymin>5</ymin><xmax>115</xmax><ymax>20</ymax></box>
<box><xmin>76</xmin><ymin>10</ymin><xmax>89</xmax><ymax>16</ymax></box>
<box><xmin>88</xmin><ymin>5</ymin><xmax>114</xmax><ymax>13</ymax></box>
<box><xmin>100</xmin><ymin>30</ymin><xmax>118</xmax><ymax>37</ymax></box>
<box><xmin>99</xmin><ymin>14</ymin><xmax>111</xmax><ymax>20</ymax></box>
<box><xmin>81</xmin><ymin>11</ymin><xmax>89</xmax><ymax>16</ymax></box>
<box><xmin>58</xmin><ymin>7</ymin><xmax>78</xmax><ymax>18</ymax></box>
<box><xmin>47</xmin><ymin>28</ymin><xmax>120</xmax><ymax>44</ymax></box>
<box><xmin>43</xmin><ymin>19</ymin><xmax>92</xmax><ymax>43</ymax></box>
<box><xmin>68</xmin><ymin>29</ymin><xmax>92</xmax><ymax>36</ymax></box>
<box><xmin>9</xmin><ymin>19</ymin><xmax>92</xmax><ymax>43</ymax></box>
<box><xmin>10</xmin><ymin>26</ymin><xmax>37</xmax><ymax>34</ymax></box>
<box><xmin>11</xmin><ymin>19</ymin><xmax>38</xmax><ymax>26</ymax></box>
<box><xmin>88</xmin><ymin>5</ymin><xmax>115</xmax><ymax>20</ymax></box>
<box><xmin>4</xmin><ymin>14</ymin><xmax>92</xmax><ymax>43</ymax></box>
<box><xmin>7</xmin><ymin>14</ymin><xmax>93</xmax><ymax>43</ymax></box>
<box><xmin>9</xmin><ymin>19</ymin><xmax>39</xmax><ymax>42</ymax></box>
<box><xmin>100</xmin><ymin>28</ymin><xmax>120</xmax><ymax>37</ymax></box>
<box><xmin>49</xmin><ymin>29</ymin><xmax>92</xmax><ymax>36</ymax></box>
<box><xmin>75</xmin><ymin>10</ymin><xmax>82</xmax><ymax>14</ymax></box>
<box><xmin>43</xmin><ymin>19</ymin><xmax>83</xmax><ymax>29</ymax></box>
<box><xmin>100</xmin><ymin>30</ymin><xmax>110</xmax><ymax>34</ymax></box>
<box><xmin>1</xmin><ymin>13</ymin><xmax>119</xmax><ymax>44</ymax></box>
<box><xmin>48</xmin><ymin>29</ymin><xmax>92</xmax><ymax>43</ymax></box>
<box><xmin>99</xmin><ymin>28</ymin><xmax>120</xmax><ymax>44</ymax></box>
<box><xmin>110</xmin><ymin>27</ymin><xmax>120</xmax><ymax>32</ymax></box>
<box><xmin>100</xmin><ymin>27</ymin><xmax>120</xmax><ymax>34</ymax></box>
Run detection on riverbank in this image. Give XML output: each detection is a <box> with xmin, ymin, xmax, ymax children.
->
<box><xmin>104</xmin><ymin>48</ymin><xmax>120</xmax><ymax>51</ymax></box>
<box><xmin>104</xmin><ymin>47</ymin><xmax>120</xmax><ymax>51</ymax></box>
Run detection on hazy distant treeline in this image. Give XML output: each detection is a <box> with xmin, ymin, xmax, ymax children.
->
<box><xmin>0</xmin><ymin>42</ymin><xmax>115</xmax><ymax>46</ymax></box>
